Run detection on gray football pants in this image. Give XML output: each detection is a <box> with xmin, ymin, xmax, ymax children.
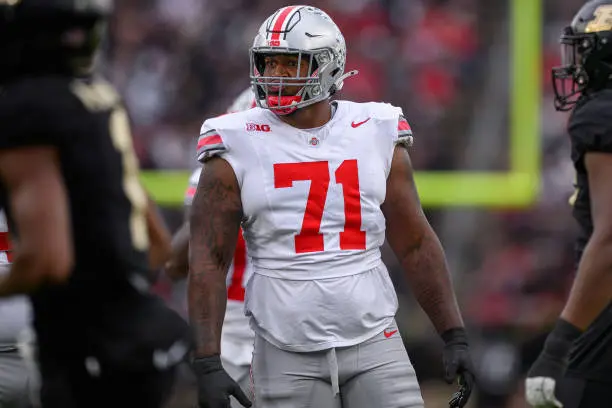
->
<box><xmin>222</xmin><ymin>358</ymin><xmax>252</xmax><ymax>408</ymax></box>
<box><xmin>0</xmin><ymin>351</ymin><xmax>36</xmax><ymax>408</ymax></box>
<box><xmin>251</xmin><ymin>320</ymin><xmax>424</xmax><ymax>408</ymax></box>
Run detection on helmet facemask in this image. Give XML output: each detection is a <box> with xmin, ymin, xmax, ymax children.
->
<box><xmin>552</xmin><ymin>24</ymin><xmax>612</xmax><ymax>111</ymax></box>
<box><xmin>552</xmin><ymin>27</ymin><xmax>594</xmax><ymax>111</ymax></box>
<box><xmin>250</xmin><ymin>47</ymin><xmax>343</xmax><ymax>115</ymax></box>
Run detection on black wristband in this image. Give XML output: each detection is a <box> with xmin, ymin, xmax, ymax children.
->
<box><xmin>441</xmin><ymin>327</ymin><xmax>468</xmax><ymax>345</ymax></box>
<box><xmin>192</xmin><ymin>354</ymin><xmax>223</xmax><ymax>375</ymax></box>
<box><xmin>543</xmin><ymin>319</ymin><xmax>582</xmax><ymax>360</ymax></box>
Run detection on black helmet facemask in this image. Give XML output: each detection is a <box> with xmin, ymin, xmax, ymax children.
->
<box><xmin>552</xmin><ymin>2</ymin><xmax>612</xmax><ymax>111</ymax></box>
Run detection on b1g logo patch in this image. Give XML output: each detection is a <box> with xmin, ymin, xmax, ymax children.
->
<box><xmin>245</xmin><ymin>123</ymin><xmax>271</xmax><ymax>132</ymax></box>
<box><xmin>308</xmin><ymin>137</ymin><xmax>320</xmax><ymax>146</ymax></box>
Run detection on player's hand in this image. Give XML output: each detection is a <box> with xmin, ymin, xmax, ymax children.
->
<box><xmin>525</xmin><ymin>349</ymin><xmax>565</xmax><ymax>407</ymax></box>
<box><xmin>441</xmin><ymin>327</ymin><xmax>475</xmax><ymax>408</ymax></box>
<box><xmin>525</xmin><ymin>319</ymin><xmax>582</xmax><ymax>408</ymax></box>
<box><xmin>192</xmin><ymin>355</ymin><xmax>252</xmax><ymax>408</ymax></box>
<box><xmin>525</xmin><ymin>376</ymin><xmax>563</xmax><ymax>407</ymax></box>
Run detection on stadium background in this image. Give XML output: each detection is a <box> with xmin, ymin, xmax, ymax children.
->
<box><xmin>98</xmin><ymin>0</ymin><xmax>584</xmax><ymax>406</ymax></box>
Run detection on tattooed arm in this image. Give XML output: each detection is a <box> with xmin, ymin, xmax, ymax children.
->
<box><xmin>381</xmin><ymin>146</ymin><xmax>464</xmax><ymax>333</ymax></box>
<box><xmin>188</xmin><ymin>157</ymin><xmax>242</xmax><ymax>357</ymax></box>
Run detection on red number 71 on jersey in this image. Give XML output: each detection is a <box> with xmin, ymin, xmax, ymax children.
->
<box><xmin>273</xmin><ymin>160</ymin><xmax>366</xmax><ymax>254</ymax></box>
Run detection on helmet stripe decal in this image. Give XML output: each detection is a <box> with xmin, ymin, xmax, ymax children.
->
<box><xmin>270</xmin><ymin>6</ymin><xmax>299</xmax><ymax>41</ymax></box>
<box><xmin>265</xmin><ymin>9</ymin><xmax>282</xmax><ymax>39</ymax></box>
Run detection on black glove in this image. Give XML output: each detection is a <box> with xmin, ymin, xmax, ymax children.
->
<box><xmin>525</xmin><ymin>319</ymin><xmax>582</xmax><ymax>407</ymax></box>
<box><xmin>441</xmin><ymin>327</ymin><xmax>476</xmax><ymax>408</ymax></box>
<box><xmin>527</xmin><ymin>319</ymin><xmax>581</xmax><ymax>379</ymax></box>
<box><xmin>192</xmin><ymin>355</ymin><xmax>252</xmax><ymax>408</ymax></box>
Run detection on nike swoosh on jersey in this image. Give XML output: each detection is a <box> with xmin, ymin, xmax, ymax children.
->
<box><xmin>384</xmin><ymin>329</ymin><xmax>398</xmax><ymax>338</ymax></box>
<box><xmin>351</xmin><ymin>118</ymin><xmax>371</xmax><ymax>128</ymax></box>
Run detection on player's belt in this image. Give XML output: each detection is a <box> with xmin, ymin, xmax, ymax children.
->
<box><xmin>0</xmin><ymin>345</ymin><xmax>18</xmax><ymax>353</ymax></box>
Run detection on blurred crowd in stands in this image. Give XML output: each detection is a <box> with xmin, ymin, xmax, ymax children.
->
<box><xmin>101</xmin><ymin>0</ymin><xmax>590</xmax><ymax>406</ymax></box>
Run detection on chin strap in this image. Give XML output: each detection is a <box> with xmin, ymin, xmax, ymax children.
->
<box><xmin>267</xmin><ymin>95</ymin><xmax>303</xmax><ymax>115</ymax></box>
<box><xmin>267</xmin><ymin>69</ymin><xmax>359</xmax><ymax>115</ymax></box>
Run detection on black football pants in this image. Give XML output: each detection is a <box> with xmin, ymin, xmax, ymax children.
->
<box><xmin>556</xmin><ymin>376</ymin><xmax>612</xmax><ymax>408</ymax></box>
<box><xmin>38</xmin><ymin>354</ymin><xmax>176</xmax><ymax>408</ymax></box>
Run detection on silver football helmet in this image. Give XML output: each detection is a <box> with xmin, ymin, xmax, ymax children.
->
<box><xmin>250</xmin><ymin>5</ymin><xmax>357</xmax><ymax>115</ymax></box>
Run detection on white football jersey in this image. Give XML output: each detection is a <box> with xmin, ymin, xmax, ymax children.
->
<box><xmin>196</xmin><ymin>100</ymin><xmax>413</xmax><ymax>351</ymax></box>
<box><xmin>185</xmin><ymin>168</ymin><xmax>254</xmax><ymax>365</ymax></box>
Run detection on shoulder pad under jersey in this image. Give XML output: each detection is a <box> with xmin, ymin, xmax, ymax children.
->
<box><xmin>569</xmin><ymin>90</ymin><xmax>612</xmax><ymax>154</ymax></box>
<box><xmin>196</xmin><ymin>110</ymin><xmax>260</xmax><ymax>162</ymax></box>
<box><xmin>354</xmin><ymin>101</ymin><xmax>414</xmax><ymax>147</ymax></box>
<box><xmin>353</xmin><ymin>101</ymin><xmax>403</xmax><ymax>120</ymax></box>
<box><xmin>196</xmin><ymin>127</ymin><xmax>226</xmax><ymax>163</ymax></box>
<box><xmin>0</xmin><ymin>77</ymin><xmax>74</xmax><ymax>150</ymax></box>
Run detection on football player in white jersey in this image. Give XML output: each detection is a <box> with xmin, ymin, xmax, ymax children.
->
<box><xmin>0</xmin><ymin>210</ymin><xmax>36</xmax><ymax>408</ymax></box>
<box><xmin>164</xmin><ymin>88</ymin><xmax>256</xmax><ymax>408</ymax></box>
<box><xmin>188</xmin><ymin>6</ymin><xmax>475</xmax><ymax>408</ymax></box>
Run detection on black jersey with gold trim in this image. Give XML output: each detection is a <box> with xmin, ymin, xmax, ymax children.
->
<box><xmin>0</xmin><ymin>76</ymin><xmax>189</xmax><ymax>370</ymax></box>
<box><xmin>566</xmin><ymin>89</ymin><xmax>612</xmax><ymax>382</ymax></box>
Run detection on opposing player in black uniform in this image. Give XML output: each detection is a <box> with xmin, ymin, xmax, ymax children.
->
<box><xmin>526</xmin><ymin>1</ymin><xmax>612</xmax><ymax>407</ymax></box>
<box><xmin>0</xmin><ymin>1</ymin><xmax>190</xmax><ymax>407</ymax></box>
